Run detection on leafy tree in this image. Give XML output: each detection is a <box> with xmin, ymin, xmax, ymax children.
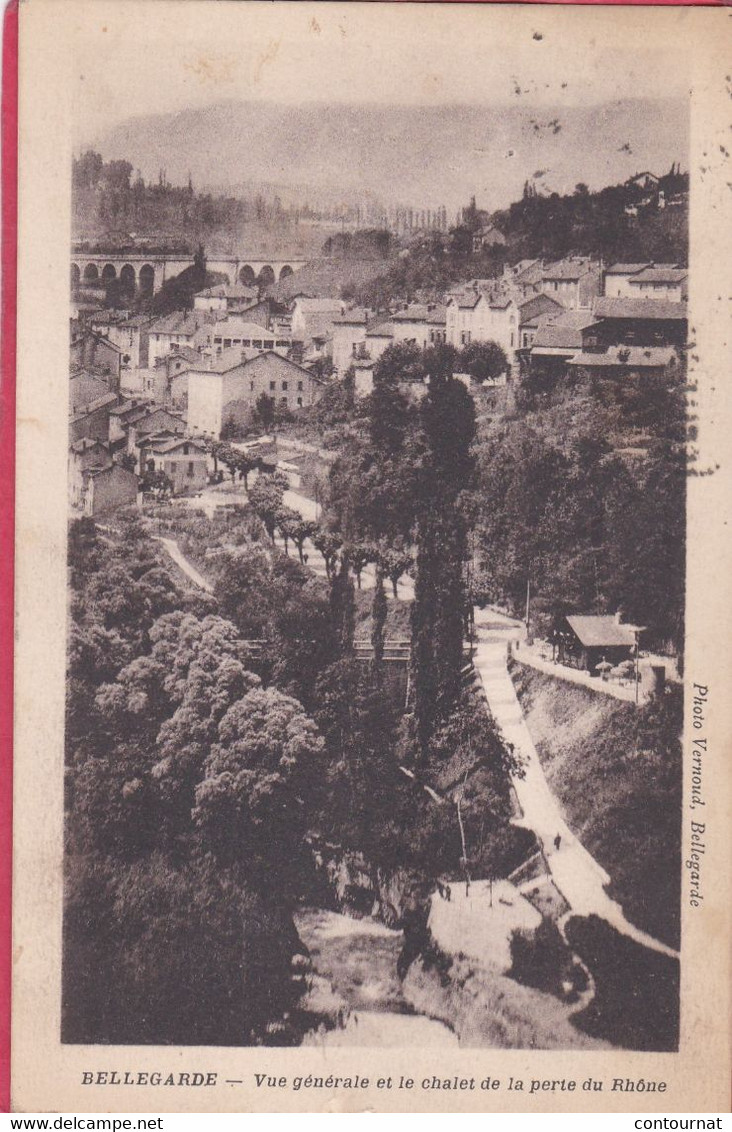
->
<box><xmin>193</xmin><ymin>686</ymin><xmax>323</xmax><ymax>886</ymax></box>
<box><xmin>255</xmin><ymin>392</ymin><xmax>276</xmax><ymax>433</ymax></box>
<box><xmin>347</xmin><ymin>542</ymin><xmax>375</xmax><ymax>590</ymax></box>
<box><xmin>312</xmin><ymin>527</ymin><xmax>342</xmax><ymax>580</ymax></box>
<box><xmin>459</xmin><ymin>340</ymin><xmax>509</xmax><ymax>384</ymax></box>
<box><xmin>248</xmin><ymin>472</ymin><xmax>288</xmax><ymax>541</ymax></box>
<box><xmin>282</xmin><ymin>516</ymin><xmax>317</xmax><ymax>565</ymax></box>
<box><xmin>378</xmin><ymin>545</ymin><xmax>413</xmax><ymax>599</ymax></box>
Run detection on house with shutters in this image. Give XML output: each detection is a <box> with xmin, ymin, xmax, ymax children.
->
<box><xmin>187</xmin><ymin>350</ymin><xmax>325</xmax><ymax>439</ymax></box>
<box><xmin>139</xmin><ymin>435</ymin><xmax>209</xmax><ymax>495</ymax></box>
<box><xmin>603</xmin><ymin>263</ymin><xmax>687</xmax><ymax>302</ymax></box>
<box><xmin>446</xmin><ymin>284</ymin><xmax>519</xmax><ymax>363</ymax></box>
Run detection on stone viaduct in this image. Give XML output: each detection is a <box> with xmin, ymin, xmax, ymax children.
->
<box><xmin>70</xmin><ymin>251</ymin><xmax>307</xmax><ymax>297</ymax></box>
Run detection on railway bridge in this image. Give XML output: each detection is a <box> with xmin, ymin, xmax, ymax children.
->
<box><xmin>70</xmin><ymin>250</ymin><xmax>307</xmax><ymax>297</ymax></box>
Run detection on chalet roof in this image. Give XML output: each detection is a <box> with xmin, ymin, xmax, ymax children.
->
<box><xmin>366</xmin><ymin>321</ymin><xmax>394</xmax><ymax>338</ymax></box>
<box><xmin>426</xmin><ymin>305</ymin><xmax>447</xmax><ymax>325</ymax></box>
<box><xmin>518</xmin><ymin>294</ymin><xmax>564</xmax><ymax>325</ymax></box>
<box><xmin>111</xmin><ymin>399</ymin><xmax>151</xmax><ymax>418</ymax></box>
<box><xmin>593</xmin><ymin>297</ymin><xmax>688</xmax><ymax>321</ymax></box>
<box><xmin>82</xmin><ymin>464</ymin><xmax>136</xmax><ymax>482</ymax></box>
<box><xmin>566</xmin><ymin>615</ymin><xmax>637</xmax><ymax>648</ymax></box>
<box><xmin>532</xmin><ymin>311</ymin><xmax>597</xmax><ymax>350</ymax></box>
<box><xmin>514</xmin><ymin>261</ymin><xmax>544</xmax><ymax>285</ymax></box>
<box><xmin>146</xmin><ymin>436</ymin><xmax>207</xmax><ymax>455</ymax></box>
<box><xmin>242</xmin><ymin>350</ymin><xmax>327</xmax><ymax>383</ymax></box>
<box><xmin>211</xmin><ymin>321</ymin><xmax>283</xmax><ymax>340</ymax></box>
<box><xmin>333</xmin><ymin>307</ymin><xmax>371</xmax><ymax>326</ymax></box>
<box><xmin>69</xmin><ymin>391</ymin><xmax>118</xmax><ymax>423</ymax></box>
<box><xmin>629</xmin><ymin>267</ymin><xmax>688</xmax><ymax>284</ymax></box>
<box><xmin>69</xmin><ymin>437</ymin><xmax>109</xmax><ymax>454</ymax></box>
<box><xmin>542</xmin><ymin>258</ymin><xmax>596</xmax><ymax>281</ymax></box>
<box><xmin>154</xmin><ymin>345</ymin><xmax>201</xmax><ymax>368</ymax></box>
<box><xmin>391</xmin><ymin>304</ymin><xmax>431</xmax><ymax>322</ymax></box>
<box><xmin>292</xmin><ymin>297</ymin><xmax>344</xmax><ymax>313</ymax></box>
<box><xmin>149</xmin><ymin>310</ymin><xmax>213</xmax><ymax>336</ymax></box>
<box><xmin>135</xmin><ymin>409</ymin><xmax>186</xmax><ymax>435</ymax></box>
<box><xmin>568</xmin><ymin>346</ymin><xmax>677</xmax><ymax>369</ymax></box>
<box><xmin>604</xmin><ymin>263</ymin><xmax>651</xmax><ymax>276</ymax></box>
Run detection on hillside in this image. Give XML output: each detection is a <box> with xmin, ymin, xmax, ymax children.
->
<box><xmin>510</xmin><ymin>664</ymin><xmax>682</xmax><ymax>949</ymax></box>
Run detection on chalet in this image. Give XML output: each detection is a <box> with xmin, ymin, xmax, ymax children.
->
<box><xmin>139</xmin><ymin>435</ymin><xmax>209</xmax><ymax>495</ymax></box>
<box><xmin>582</xmin><ymin>298</ymin><xmax>687</xmax><ymax>350</ymax></box>
<box><xmin>526</xmin><ymin>310</ymin><xmax>596</xmax><ymax>380</ymax></box>
<box><xmin>558</xmin><ymin>614</ymin><xmax>637</xmax><ymax>674</ymax></box>
<box><xmin>567</xmin><ymin>345</ymin><xmax>679</xmax><ymax>378</ymax></box>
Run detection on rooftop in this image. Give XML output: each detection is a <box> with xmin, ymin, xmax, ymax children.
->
<box><xmin>593</xmin><ymin>297</ymin><xmax>688</xmax><ymax>321</ymax></box>
<box><xmin>149</xmin><ymin>310</ymin><xmax>213</xmax><ymax>336</ymax></box>
<box><xmin>566</xmin><ymin>615</ymin><xmax>637</xmax><ymax>648</ymax></box>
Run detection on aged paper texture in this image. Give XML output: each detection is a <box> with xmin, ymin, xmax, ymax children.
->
<box><xmin>11</xmin><ymin>0</ymin><xmax>732</xmax><ymax>1113</ymax></box>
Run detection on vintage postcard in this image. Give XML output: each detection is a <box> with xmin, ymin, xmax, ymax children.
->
<box><xmin>10</xmin><ymin>0</ymin><xmax>731</xmax><ymax>1114</ymax></box>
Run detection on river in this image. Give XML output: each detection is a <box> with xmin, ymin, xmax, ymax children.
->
<box><xmin>295</xmin><ymin>908</ymin><xmax>458</xmax><ymax>1048</ymax></box>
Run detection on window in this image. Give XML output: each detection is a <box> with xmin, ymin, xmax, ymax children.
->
<box><xmin>187</xmin><ymin>462</ymin><xmax>194</xmax><ymax>477</ymax></box>
<box><xmin>253</xmin><ymin>340</ymin><xmax>263</xmax><ymax>349</ymax></box>
<box><xmin>282</xmin><ymin>381</ymin><xmax>288</xmax><ymax>391</ymax></box>
<box><xmin>264</xmin><ymin>341</ymin><xmax>274</xmax><ymax>349</ymax></box>
<box><xmin>183</xmin><ymin>444</ymin><xmax>189</xmax><ymax>455</ymax></box>
<box><xmin>280</xmin><ymin>396</ymin><xmax>288</xmax><ymax>405</ymax></box>
<box><xmin>270</xmin><ymin>381</ymin><xmax>276</xmax><ymax>391</ymax></box>
<box><xmin>250</xmin><ymin>381</ymin><xmax>255</xmax><ymax>392</ymax></box>
<box><xmin>214</xmin><ymin>337</ymin><xmax>222</xmax><ymax>345</ymax></box>
<box><xmin>297</xmin><ymin>397</ymin><xmax>303</xmax><ymax>407</ymax></box>
<box><xmin>276</xmin><ymin>339</ymin><xmax>289</xmax><ymax>347</ymax></box>
<box><xmin>224</xmin><ymin>339</ymin><xmax>232</xmax><ymax>348</ymax></box>
<box><xmin>297</xmin><ymin>381</ymin><xmax>303</xmax><ymax>391</ymax></box>
<box><xmin>170</xmin><ymin>462</ymin><xmax>177</xmax><ymax>473</ymax></box>
<box><xmin>510</xmin><ymin>333</ymin><xmax>514</xmax><ymax>348</ymax></box>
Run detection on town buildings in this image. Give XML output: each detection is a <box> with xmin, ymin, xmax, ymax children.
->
<box><xmin>186</xmin><ymin>349</ymin><xmax>324</xmax><ymax>438</ymax></box>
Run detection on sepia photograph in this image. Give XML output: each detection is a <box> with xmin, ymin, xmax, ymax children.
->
<box><xmin>10</xmin><ymin>0</ymin><xmax>732</xmax><ymax>1114</ymax></box>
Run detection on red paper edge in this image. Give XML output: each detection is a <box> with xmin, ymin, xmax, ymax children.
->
<box><xmin>0</xmin><ymin>0</ymin><xmax>720</xmax><ymax>1117</ymax></box>
<box><xmin>1</xmin><ymin>0</ymin><xmax>17</xmax><ymax>1116</ymax></box>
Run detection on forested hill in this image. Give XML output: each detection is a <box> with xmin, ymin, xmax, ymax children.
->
<box><xmin>354</xmin><ymin>171</ymin><xmax>687</xmax><ymax>307</ymax></box>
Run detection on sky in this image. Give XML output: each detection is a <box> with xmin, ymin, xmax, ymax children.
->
<box><xmin>73</xmin><ymin>1</ymin><xmax>689</xmax><ymax>145</ymax></box>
